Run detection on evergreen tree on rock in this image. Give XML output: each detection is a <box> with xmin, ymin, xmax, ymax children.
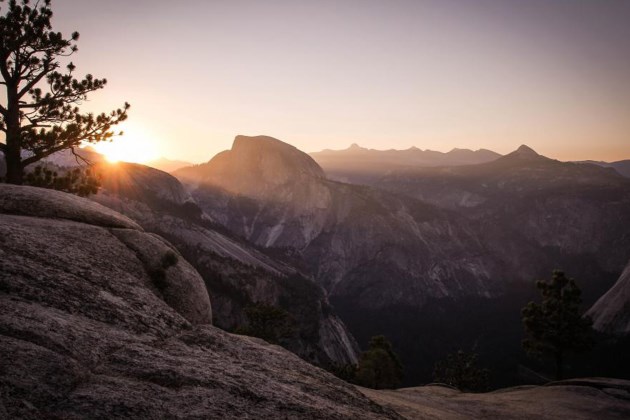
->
<box><xmin>0</xmin><ymin>0</ymin><xmax>128</xmax><ymax>184</ymax></box>
<box><xmin>522</xmin><ymin>270</ymin><xmax>593</xmax><ymax>380</ymax></box>
<box><xmin>355</xmin><ymin>335</ymin><xmax>403</xmax><ymax>389</ymax></box>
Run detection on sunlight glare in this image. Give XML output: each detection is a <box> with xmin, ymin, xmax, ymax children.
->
<box><xmin>91</xmin><ymin>124</ymin><xmax>160</xmax><ymax>164</ymax></box>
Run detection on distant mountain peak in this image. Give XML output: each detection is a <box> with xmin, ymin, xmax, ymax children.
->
<box><xmin>347</xmin><ymin>143</ymin><xmax>364</xmax><ymax>151</ymax></box>
<box><xmin>146</xmin><ymin>156</ymin><xmax>193</xmax><ymax>173</ymax></box>
<box><xmin>175</xmin><ymin>134</ymin><xmax>326</xmax><ymax>198</ymax></box>
<box><xmin>514</xmin><ymin>144</ymin><xmax>539</xmax><ymax>156</ymax></box>
<box><xmin>233</xmin><ymin>134</ymin><xmax>293</xmax><ymax>151</ymax></box>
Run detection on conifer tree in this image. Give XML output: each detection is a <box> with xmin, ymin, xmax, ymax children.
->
<box><xmin>24</xmin><ymin>164</ymin><xmax>100</xmax><ymax>196</ymax></box>
<box><xmin>522</xmin><ymin>270</ymin><xmax>593</xmax><ymax>380</ymax></box>
<box><xmin>355</xmin><ymin>335</ymin><xmax>403</xmax><ymax>389</ymax></box>
<box><xmin>0</xmin><ymin>0</ymin><xmax>128</xmax><ymax>184</ymax></box>
<box><xmin>433</xmin><ymin>349</ymin><xmax>489</xmax><ymax>392</ymax></box>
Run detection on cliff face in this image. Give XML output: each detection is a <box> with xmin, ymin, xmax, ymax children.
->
<box><xmin>375</xmin><ymin>146</ymin><xmax>630</xmax><ymax>280</ymax></box>
<box><xmin>174</xmin><ymin>136</ymin><xmax>630</xmax><ymax>384</ymax></box>
<box><xmin>180</xmin><ymin>138</ymin><xmax>630</xmax><ymax>309</ymax></box>
<box><xmin>92</xmin><ymin>162</ymin><xmax>360</xmax><ymax>366</ymax></box>
<box><xmin>176</xmin><ymin>135</ymin><xmax>332</xmax><ymax>249</ymax></box>
<box><xmin>177</xmin><ymin>136</ymin><xmax>504</xmax><ymax>307</ymax></box>
<box><xmin>588</xmin><ymin>260</ymin><xmax>630</xmax><ymax>336</ymax></box>
<box><xmin>192</xmin><ymin>180</ymin><xmax>500</xmax><ymax>308</ymax></box>
<box><xmin>0</xmin><ymin>185</ymin><xmax>392</xmax><ymax>419</ymax></box>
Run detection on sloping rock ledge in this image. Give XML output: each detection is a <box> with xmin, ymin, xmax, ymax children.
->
<box><xmin>361</xmin><ymin>378</ymin><xmax>630</xmax><ymax>419</ymax></box>
<box><xmin>1</xmin><ymin>185</ymin><xmax>629</xmax><ymax>419</ymax></box>
<box><xmin>0</xmin><ymin>185</ymin><xmax>392</xmax><ymax>419</ymax></box>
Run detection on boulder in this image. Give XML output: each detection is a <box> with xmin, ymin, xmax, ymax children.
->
<box><xmin>0</xmin><ymin>184</ymin><xmax>140</xmax><ymax>230</ymax></box>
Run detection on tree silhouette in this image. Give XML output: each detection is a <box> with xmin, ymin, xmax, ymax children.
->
<box><xmin>24</xmin><ymin>164</ymin><xmax>100</xmax><ymax>196</ymax></box>
<box><xmin>0</xmin><ymin>0</ymin><xmax>128</xmax><ymax>184</ymax></box>
<box><xmin>432</xmin><ymin>349</ymin><xmax>489</xmax><ymax>392</ymax></box>
<box><xmin>355</xmin><ymin>335</ymin><xmax>403</xmax><ymax>389</ymax></box>
<box><xmin>522</xmin><ymin>270</ymin><xmax>593</xmax><ymax>380</ymax></box>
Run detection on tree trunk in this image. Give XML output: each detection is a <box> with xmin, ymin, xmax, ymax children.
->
<box><xmin>4</xmin><ymin>86</ymin><xmax>23</xmax><ymax>185</ymax></box>
<box><xmin>4</xmin><ymin>136</ymin><xmax>23</xmax><ymax>185</ymax></box>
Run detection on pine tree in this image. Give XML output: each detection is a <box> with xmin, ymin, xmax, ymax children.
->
<box><xmin>355</xmin><ymin>335</ymin><xmax>403</xmax><ymax>389</ymax></box>
<box><xmin>23</xmin><ymin>164</ymin><xmax>100</xmax><ymax>196</ymax></box>
<box><xmin>432</xmin><ymin>349</ymin><xmax>489</xmax><ymax>392</ymax></box>
<box><xmin>0</xmin><ymin>0</ymin><xmax>128</xmax><ymax>184</ymax></box>
<box><xmin>522</xmin><ymin>270</ymin><xmax>593</xmax><ymax>380</ymax></box>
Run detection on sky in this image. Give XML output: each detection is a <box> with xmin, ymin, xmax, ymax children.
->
<box><xmin>41</xmin><ymin>0</ymin><xmax>630</xmax><ymax>162</ymax></box>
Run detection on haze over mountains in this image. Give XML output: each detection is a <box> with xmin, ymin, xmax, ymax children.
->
<box><xmin>144</xmin><ymin>157</ymin><xmax>193</xmax><ymax>173</ymax></box>
<box><xmin>581</xmin><ymin>160</ymin><xmax>630</xmax><ymax>179</ymax></box>
<box><xmin>310</xmin><ymin>143</ymin><xmax>502</xmax><ymax>184</ymax></box>
<box><xmin>3</xmin><ymin>136</ymin><xmax>630</xmax><ymax>387</ymax></box>
<box><xmin>172</xmin><ymin>135</ymin><xmax>630</xmax><ymax>385</ymax></box>
<box><xmin>309</xmin><ymin>143</ymin><xmax>630</xmax><ymax>185</ymax></box>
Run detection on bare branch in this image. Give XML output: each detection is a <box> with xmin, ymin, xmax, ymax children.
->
<box><xmin>70</xmin><ymin>145</ymin><xmax>91</xmax><ymax>166</ymax></box>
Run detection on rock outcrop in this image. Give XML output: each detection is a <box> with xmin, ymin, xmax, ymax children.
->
<box><xmin>0</xmin><ymin>184</ymin><xmax>393</xmax><ymax>419</ymax></box>
<box><xmin>363</xmin><ymin>378</ymin><xmax>630</xmax><ymax>420</ymax></box>
<box><xmin>176</xmin><ymin>135</ymin><xmax>332</xmax><ymax>249</ymax></box>
<box><xmin>99</xmin><ymin>162</ymin><xmax>194</xmax><ymax>206</ymax></box>
<box><xmin>91</xmin><ymin>162</ymin><xmax>360</xmax><ymax>366</ymax></box>
<box><xmin>588</xmin><ymin>260</ymin><xmax>630</xmax><ymax>336</ymax></box>
<box><xmin>0</xmin><ymin>183</ymin><xmax>141</xmax><ymax>230</ymax></box>
<box><xmin>0</xmin><ymin>184</ymin><xmax>212</xmax><ymax>327</ymax></box>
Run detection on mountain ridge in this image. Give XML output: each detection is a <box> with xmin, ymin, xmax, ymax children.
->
<box><xmin>174</xmin><ymin>135</ymin><xmax>630</xmax><ymax>385</ymax></box>
<box><xmin>309</xmin><ymin>143</ymin><xmax>502</xmax><ymax>184</ymax></box>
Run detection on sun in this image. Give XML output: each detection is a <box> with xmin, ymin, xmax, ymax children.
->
<box><xmin>90</xmin><ymin>124</ymin><xmax>160</xmax><ymax>164</ymax></box>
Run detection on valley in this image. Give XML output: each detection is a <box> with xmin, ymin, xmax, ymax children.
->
<box><xmin>3</xmin><ymin>135</ymin><xmax>629</xmax><ymax>387</ymax></box>
<box><xmin>170</xmin><ymin>135</ymin><xmax>630</xmax><ymax>387</ymax></box>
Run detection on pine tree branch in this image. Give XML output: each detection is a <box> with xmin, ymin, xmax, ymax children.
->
<box><xmin>21</xmin><ymin>141</ymin><xmax>70</xmax><ymax>167</ymax></box>
<box><xmin>1</xmin><ymin>1</ymin><xmax>128</xmax><ymax>176</ymax></box>
<box><xmin>70</xmin><ymin>146</ymin><xmax>92</xmax><ymax>166</ymax></box>
<box><xmin>17</xmin><ymin>64</ymin><xmax>51</xmax><ymax>99</ymax></box>
<box><xmin>0</xmin><ymin>53</ymin><xmax>13</xmax><ymax>85</ymax></box>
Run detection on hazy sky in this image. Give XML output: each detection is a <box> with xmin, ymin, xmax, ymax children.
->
<box><xmin>48</xmin><ymin>0</ymin><xmax>630</xmax><ymax>162</ymax></box>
